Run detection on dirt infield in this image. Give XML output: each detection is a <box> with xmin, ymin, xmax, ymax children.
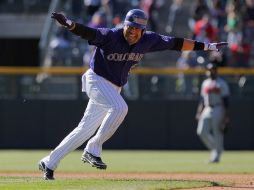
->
<box><xmin>1</xmin><ymin>172</ymin><xmax>253</xmax><ymax>189</ymax></box>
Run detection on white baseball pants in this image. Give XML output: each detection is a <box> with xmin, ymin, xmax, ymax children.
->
<box><xmin>197</xmin><ymin>106</ymin><xmax>225</xmax><ymax>161</ymax></box>
<box><xmin>41</xmin><ymin>69</ymin><xmax>128</xmax><ymax>170</ymax></box>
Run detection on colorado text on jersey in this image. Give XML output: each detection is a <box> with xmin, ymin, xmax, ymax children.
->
<box><xmin>107</xmin><ymin>53</ymin><xmax>144</xmax><ymax>62</ymax></box>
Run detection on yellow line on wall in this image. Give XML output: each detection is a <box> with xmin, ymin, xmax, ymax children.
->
<box><xmin>0</xmin><ymin>66</ymin><xmax>254</xmax><ymax>75</ymax></box>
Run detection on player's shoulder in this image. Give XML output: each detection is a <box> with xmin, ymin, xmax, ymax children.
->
<box><xmin>203</xmin><ymin>78</ymin><xmax>211</xmax><ymax>83</ymax></box>
<box><xmin>201</xmin><ymin>78</ymin><xmax>211</xmax><ymax>86</ymax></box>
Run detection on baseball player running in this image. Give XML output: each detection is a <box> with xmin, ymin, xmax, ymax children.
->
<box><xmin>38</xmin><ymin>9</ymin><xmax>228</xmax><ymax>180</ymax></box>
<box><xmin>196</xmin><ymin>63</ymin><xmax>230</xmax><ymax>163</ymax></box>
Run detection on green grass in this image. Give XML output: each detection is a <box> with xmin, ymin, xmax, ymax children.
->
<box><xmin>0</xmin><ymin>150</ymin><xmax>253</xmax><ymax>173</ymax></box>
<box><xmin>0</xmin><ymin>150</ymin><xmax>253</xmax><ymax>189</ymax></box>
<box><xmin>0</xmin><ymin>177</ymin><xmax>214</xmax><ymax>190</ymax></box>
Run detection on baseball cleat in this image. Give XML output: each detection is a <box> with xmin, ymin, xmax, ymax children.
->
<box><xmin>208</xmin><ymin>158</ymin><xmax>220</xmax><ymax>164</ymax></box>
<box><xmin>38</xmin><ymin>161</ymin><xmax>55</xmax><ymax>180</ymax></box>
<box><xmin>81</xmin><ymin>152</ymin><xmax>107</xmax><ymax>170</ymax></box>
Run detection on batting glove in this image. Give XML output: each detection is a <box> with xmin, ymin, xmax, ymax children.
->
<box><xmin>51</xmin><ymin>12</ymin><xmax>75</xmax><ymax>29</ymax></box>
<box><xmin>204</xmin><ymin>42</ymin><xmax>228</xmax><ymax>51</ymax></box>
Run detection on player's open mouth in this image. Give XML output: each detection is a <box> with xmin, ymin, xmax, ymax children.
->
<box><xmin>128</xmin><ymin>34</ymin><xmax>136</xmax><ymax>40</ymax></box>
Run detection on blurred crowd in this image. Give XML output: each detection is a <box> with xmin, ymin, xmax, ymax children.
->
<box><xmin>176</xmin><ymin>0</ymin><xmax>254</xmax><ymax>69</ymax></box>
<box><xmin>46</xmin><ymin>0</ymin><xmax>165</xmax><ymax>67</ymax></box>
<box><xmin>46</xmin><ymin>0</ymin><xmax>254</xmax><ymax>69</ymax></box>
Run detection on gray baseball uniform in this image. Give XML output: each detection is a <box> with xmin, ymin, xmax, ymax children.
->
<box><xmin>197</xmin><ymin>76</ymin><xmax>230</xmax><ymax>162</ymax></box>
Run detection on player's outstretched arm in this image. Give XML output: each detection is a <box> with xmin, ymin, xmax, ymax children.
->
<box><xmin>181</xmin><ymin>39</ymin><xmax>228</xmax><ymax>51</ymax></box>
<box><xmin>51</xmin><ymin>12</ymin><xmax>96</xmax><ymax>41</ymax></box>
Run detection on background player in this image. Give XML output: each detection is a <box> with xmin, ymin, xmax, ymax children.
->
<box><xmin>38</xmin><ymin>9</ymin><xmax>228</xmax><ymax>180</ymax></box>
<box><xmin>196</xmin><ymin>63</ymin><xmax>230</xmax><ymax>163</ymax></box>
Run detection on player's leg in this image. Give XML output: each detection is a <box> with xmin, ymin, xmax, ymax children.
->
<box><xmin>197</xmin><ymin>108</ymin><xmax>215</xmax><ymax>150</ymax></box>
<box><xmin>210</xmin><ymin>107</ymin><xmax>225</xmax><ymax>162</ymax></box>
<box><xmin>40</xmin><ymin>99</ymin><xmax>107</xmax><ymax>171</ymax></box>
<box><xmin>83</xmin><ymin>97</ymin><xmax>127</xmax><ymax>169</ymax></box>
<box><xmin>84</xmin><ymin>71</ymin><xmax>128</xmax><ymax>161</ymax></box>
<box><xmin>85</xmin><ymin>95</ymin><xmax>128</xmax><ymax>157</ymax></box>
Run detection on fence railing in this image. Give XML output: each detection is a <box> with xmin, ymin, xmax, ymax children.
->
<box><xmin>1</xmin><ymin>66</ymin><xmax>254</xmax><ymax>75</ymax></box>
<box><xmin>0</xmin><ymin>66</ymin><xmax>254</xmax><ymax>100</ymax></box>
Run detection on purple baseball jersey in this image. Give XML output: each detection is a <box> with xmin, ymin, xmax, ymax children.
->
<box><xmin>88</xmin><ymin>27</ymin><xmax>177</xmax><ymax>87</ymax></box>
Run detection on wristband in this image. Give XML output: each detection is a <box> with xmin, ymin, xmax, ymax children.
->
<box><xmin>69</xmin><ymin>23</ymin><xmax>76</xmax><ymax>30</ymax></box>
<box><xmin>193</xmin><ymin>41</ymin><xmax>205</xmax><ymax>50</ymax></box>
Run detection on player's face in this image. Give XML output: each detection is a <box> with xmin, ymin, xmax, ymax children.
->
<box><xmin>123</xmin><ymin>25</ymin><xmax>143</xmax><ymax>45</ymax></box>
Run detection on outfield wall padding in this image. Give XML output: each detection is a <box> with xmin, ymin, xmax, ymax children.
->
<box><xmin>0</xmin><ymin>99</ymin><xmax>253</xmax><ymax>150</ymax></box>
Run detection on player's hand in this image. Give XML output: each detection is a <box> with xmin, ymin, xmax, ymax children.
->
<box><xmin>205</xmin><ymin>42</ymin><xmax>228</xmax><ymax>51</ymax></box>
<box><xmin>51</xmin><ymin>12</ymin><xmax>74</xmax><ymax>29</ymax></box>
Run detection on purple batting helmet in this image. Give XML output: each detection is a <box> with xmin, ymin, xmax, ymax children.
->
<box><xmin>124</xmin><ymin>9</ymin><xmax>148</xmax><ymax>30</ymax></box>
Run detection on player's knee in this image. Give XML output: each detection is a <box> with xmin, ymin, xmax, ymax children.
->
<box><xmin>197</xmin><ymin>128</ymin><xmax>206</xmax><ymax>138</ymax></box>
<box><xmin>119</xmin><ymin>102</ymin><xmax>128</xmax><ymax>116</ymax></box>
<box><xmin>113</xmin><ymin>102</ymin><xmax>128</xmax><ymax>117</ymax></box>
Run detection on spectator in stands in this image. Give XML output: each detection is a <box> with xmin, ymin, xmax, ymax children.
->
<box><xmin>100</xmin><ymin>0</ymin><xmax>113</xmax><ymax>27</ymax></box>
<box><xmin>177</xmin><ymin>51</ymin><xmax>198</xmax><ymax>69</ymax></box>
<box><xmin>175</xmin><ymin>51</ymin><xmax>199</xmax><ymax>95</ymax></box>
<box><xmin>193</xmin><ymin>14</ymin><xmax>218</xmax><ymax>63</ymax></box>
<box><xmin>109</xmin><ymin>0</ymin><xmax>130</xmax><ymax>18</ymax></box>
<box><xmin>189</xmin><ymin>0</ymin><xmax>209</xmax><ymax>32</ymax></box>
<box><xmin>166</xmin><ymin>0</ymin><xmax>183</xmax><ymax>34</ymax></box>
<box><xmin>228</xmin><ymin>37</ymin><xmax>251</xmax><ymax>67</ymax></box>
<box><xmin>87</xmin><ymin>10</ymin><xmax>107</xmax><ymax>28</ymax></box>
<box><xmin>71</xmin><ymin>0</ymin><xmax>83</xmax><ymax>18</ymax></box>
<box><xmin>49</xmin><ymin>29</ymin><xmax>71</xmax><ymax>66</ymax></box>
<box><xmin>84</xmin><ymin>10</ymin><xmax>108</xmax><ymax>65</ymax></box>
<box><xmin>140</xmin><ymin>0</ymin><xmax>163</xmax><ymax>31</ymax></box>
<box><xmin>84</xmin><ymin>0</ymin><xmax>101</xmax><ymax>18</ymax></box>
<box><xmin>191</xmin><ymin>0</ymin><xmax>209</xmax><ymax>21</ymax></box>
<box><xmin>208</xmin><ymin>0</ymin><xmax>227</xmax><ymax>39</ymax></box>
<box><xmin>112</xmin><ymin>14</ymin><xmax>123</xmax><ymax>28</ymax></box>
<box><xmin>243</xmin><ymin>0</ymin><xmax>254</xmax><ymax>48</ymax></box>
<box><xmin>225</xmin><ymin>2</ymin><xmax>251</xmax><ymax>67</ymax></box>
<box><xmin>193</xmin><ymin>14</ymin><xmax>217</xmax><ymax>43</ymax></box>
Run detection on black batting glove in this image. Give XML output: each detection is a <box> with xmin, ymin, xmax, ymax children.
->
<box><xmin>51</xmin><ymin>12</ymin><xmax>74</xmax><ymax>29</ymax></box>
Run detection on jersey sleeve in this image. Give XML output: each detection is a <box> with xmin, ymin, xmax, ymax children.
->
<box><xmin>144</xmin><ymin>32</ymin><xmax>178</xmax><ymax>52</ymax></box>
<box><xmin>88</xmin><ymin>28</ymin><xmax>113</xmax><ymax>47</ymax></box>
